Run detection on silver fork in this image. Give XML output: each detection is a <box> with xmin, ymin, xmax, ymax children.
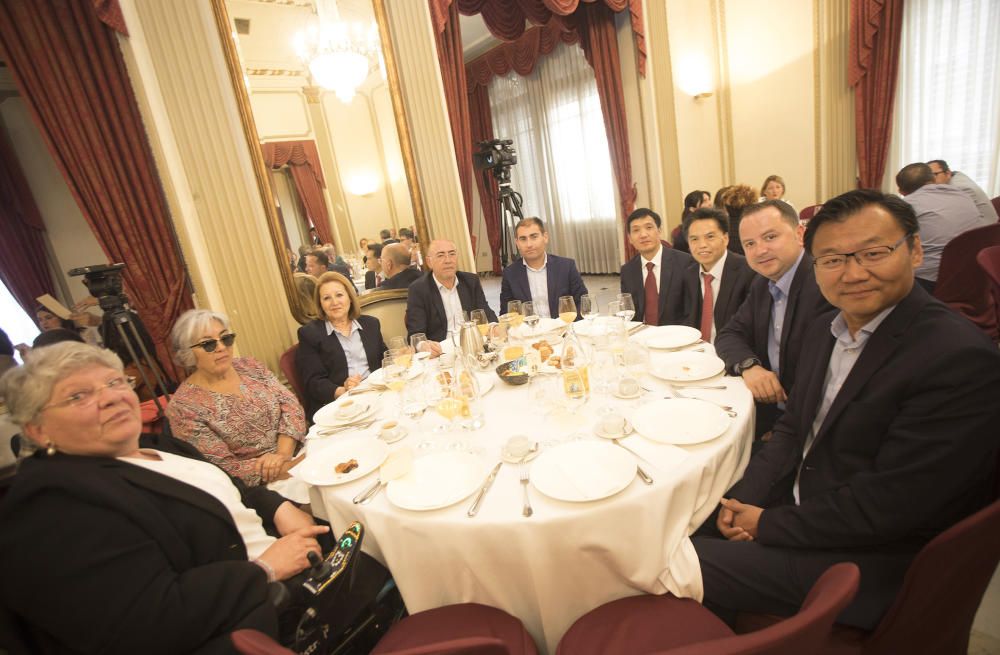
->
<box><xmin>664</xmin><ymin>382</ymin><xmax>737</xmax><ymax>417</ymax></box>
<box><xmin>519</xmin><ymin>464</ymin><xmax>533</xmax><ymax>517</ymax></box>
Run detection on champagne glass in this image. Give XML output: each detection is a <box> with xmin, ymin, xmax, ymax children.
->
<box><xmin>391</xmin><ymin>346</ymin><xmax>413</xmax><ymax>369</ymax></box>
<box><xmin>616</xmin><ymin>293</ymin><xmax>636</xmax><ymax>323</ymax></box>
<box><xmin>387</xmin><ymin>336</ymin><xmax>406</xmax><ymax>351</ymax></box>
<box><xmin>522</xmin><ymin>301</ymin><xmax>540</xmax><ymax>334</ymax></box>
<box><xmin>558</xmin><ymin>296</ymin><xmax>577</xmax><ymax>324</ymax></box>
<box><xmin>410</xmin><ymin>332</ymin><xmax>428</xmax><ymax>358</ymax></box>
<box><xmin>382</xmin><ymin>354</ymin><xmax>407</xmax><ymax>393</ymax></box>
<box><xmin>580</xmin><ymin>295</ymin><xmax>599</xmax><ymax>322</ymax></box>
<box><xmin>470</xmin><ymin>309</ymin><xmax>489</xmax><ymax>337</ymax></box>
<box><xmin>506</xmin><ymin>300</ymin><xmax>524</xmax><ymax>328</ymax></box>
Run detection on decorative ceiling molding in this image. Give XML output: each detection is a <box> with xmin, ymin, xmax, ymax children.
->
<box><xmin>245</xmin><ymin>67</ymin><xmax>307</xmax><ymax>77</ymax></box>
<box><xmin>237</xmin><ymin>0</ymin><xmax>314</xmax><ymax>8</ymax></box>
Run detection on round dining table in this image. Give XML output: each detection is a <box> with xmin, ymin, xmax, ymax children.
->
<box><xmin>304</xmin><ymin>328</ymin><xmax>755</xmax><ymax>654</ymax></box>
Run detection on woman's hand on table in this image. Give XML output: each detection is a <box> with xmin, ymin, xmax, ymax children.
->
<box><xmin>258</xmin><ymin>452</ymin><xmax>290</xmax><ymax>483</ymax></box>
<box><xmin>256</xmin><ymin>525</ymin><xmax>329</xmax><ymax>580</ymax></box>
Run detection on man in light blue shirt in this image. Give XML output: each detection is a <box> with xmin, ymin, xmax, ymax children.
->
<box><xmin>896</xmin><ymin>162</ymin><xmax>982</xmax><ymax>292</ymax></box>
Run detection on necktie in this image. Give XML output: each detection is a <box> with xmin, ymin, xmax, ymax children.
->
<box><xmin>376</xmin><ymin>274</ymin><xmax>383</xmax><ymax>287</ymax></box>
<box><xmin>644</xmin><ymin>262</ymin><xmax>658</xmax><ymax>326</ymax></box>
<box><xmin>700</xmin><ymin>272</ymin><xmax>715</xmax><ymax>342</ymax></box>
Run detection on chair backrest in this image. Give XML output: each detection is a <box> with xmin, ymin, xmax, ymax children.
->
<box><xmin>231</xmin><ymin>630</ymin><xmax>295</xmax><ymax>655</ymax></box>
<box><xmin>933</xmin><ymin>223</ymin><xmax>1000</xmax><ymax>341</ymax></box>
<box><xmin>360</xmin><ymin>288</ymin><xmax>410</xmax><ymax>344</ymax></box>
<box><xmin>376</xmin><ymin>636</ymin><xmax>511</xmax><ymax>655</ymax></box>
<box><xmin>799</xmin><ymin>204</ymin><xmax>821</xmax><ymax>223</ymax></box>
<box><xmin>655</xmin><ymin>563</ymin><xmax>859</xmax><ymax>655</ymax></box>
<box><xmin>278</xmin><ymin>345</ymin><xmax>305</xmax><ymax>406</ymax></box>
<box><xmin>858</xmin><ymin>499</ymin><xmax>1000</xmax><ymax>655</ymax></box>
<box><xmin>991</xmin><ymin>195</ymin><xmax>1000</xmax><ymax>220</ymax></box>
<box><xmin>978</xmin><ymin>245</ymin><xmax>1000</xmax><ymax>344</ymax></box>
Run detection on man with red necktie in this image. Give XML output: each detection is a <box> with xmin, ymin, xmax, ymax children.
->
<box><xmin>620</xmin><ymin>208</ymin><xmax>694</xmax><ymax>327</ymax></box>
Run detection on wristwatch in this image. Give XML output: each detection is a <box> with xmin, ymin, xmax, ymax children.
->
<box><xmin>734</xmin><ymin>357</ymin><xmax>761</xmax><ymax>375</ymax></box>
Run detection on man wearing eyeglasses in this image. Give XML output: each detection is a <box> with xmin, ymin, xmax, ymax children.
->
<box><xmin>896</xmin><ymin>163</ymin><xmax>983</xmax><ymax>294</ymax></box>
<box><xmin>715</xmin><ymin>200</ymin><xmax>832</xmax><ymax>439</ymax></box>
<box><xmin>406</xmin><ymin>239</ymin><xmax>497</xmax><ymax>343</ymax></box>
<box><xmin>693</xmin><ymin>189</ymin><xmax>1000</xmax><ymax>630</ymax></box>
<box><xmin>926</xmin><ymin>159</ymin><xmax>998</xmax><ymax>224</ymax></box>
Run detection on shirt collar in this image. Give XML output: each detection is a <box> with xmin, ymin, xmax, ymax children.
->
<box><xmin>770</xmin><ymin>250</ymin><xmax>804</xmax><ymax>297</ymax></box>
<box><xmin>640</xmin><ymin>245</ymin><xmax>663</xmax><ymax>269</ymax></box>
<box><xmin>524</xmin><ymin>254</ymin><xmax>548</xmax><ymax>273</ymax></box>
<box><xmin>433</xmin><ymin>274</ymin><xmax>459</xmax><ymax>292</ymax></box>
<box><xmin>830</xmin><ymin>304</ymin><xmax>896</xmax><ymax>344</ymax></box>
<box><xmin>325</xmin><ymin>319</ymin><xmax>362</xmax><ymax>336</ymax></box>
<box><xmin>702</xmin><ymin>250</ymin><xmax>728</xmax><ymax>277</ymax></box>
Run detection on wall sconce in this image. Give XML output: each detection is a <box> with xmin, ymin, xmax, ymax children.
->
<box><xmin>693</xmin><ymin>91</ymin><xmax>714</xmax><ymax>100</ymax></box>
<box><xmin>345</xmin><ymin>172</ymin><xmax>380</xmax><ymax>197</ymax></box>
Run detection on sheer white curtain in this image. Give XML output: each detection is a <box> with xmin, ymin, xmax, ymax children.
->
<box><xmin>489</xmin><ymin>42</ymin><xmax>620</xmax><ymax>273</ymax></box>
<box><xmin>883</xmin><ymin>0</ymin><xmax>1000</xmax><ymax>195</ymax></box>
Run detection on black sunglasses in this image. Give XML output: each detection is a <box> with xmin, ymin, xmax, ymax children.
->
<box><xmin>191</xmin><ymin>333</ymin><xmax>237</xmax><ymax>352</ymax></box>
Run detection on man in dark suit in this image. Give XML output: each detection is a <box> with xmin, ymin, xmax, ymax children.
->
<box><xmin>694</xmin><ymin>189</ymin><xmax>1000</xmax><ymax>630</ymax></box>
<box><xmin>715</xmin><ymin>200</ymin><xmax>832</xmax><ymax>437</ymax></box>
<box><xmin>682</xmin><ymin>207</ymin><xmax>756</xmax><ymax>342</ymax></box>
<box><xmin>305</xmin><ymin>249</ymin><xmax>355</xmax><ymax>290</ymax></box>
<box><xmin>406</xmin><ymin>238</ymin><xmax>497</xmax><ymax>343</ymax></box>
<box><xmin>379</xmin><ymin>243</ymin><xmax>422</xmax><ymax>290</ymax></box>
<box><xmin>620</xmin><ymin>208</ymin><xmax>694</xmax><ymax>325</ymax></box>
<box><xmin>499</xmin><ymin>217</ymin><xmax>588</xmax><ymax>317</ymax></box>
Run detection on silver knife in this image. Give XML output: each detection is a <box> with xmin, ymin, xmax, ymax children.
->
<box><xmin>467</xmin><ymin>462</ymin><xmax>503</xmax><ymax>517</ymax></box>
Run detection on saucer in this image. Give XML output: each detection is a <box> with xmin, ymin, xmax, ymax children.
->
<box><xmin>593</xmin><ymin>420</ymin><xmax>635</xmax><ymax>440</ymax></box>
<box><xmin>612</xmin><ymin>388</ymin><xmax>643</xmax><ymax>400</ymax></box>
<box><xmin>501</xmin><ymin>441</ymin><xmax>540</xmax><ymax>464</ymax></box>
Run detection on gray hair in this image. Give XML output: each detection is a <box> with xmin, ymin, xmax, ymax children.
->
<box><xmin>0</xmin><ymin>342</ymin><xmax>124</xmax><ymax>427</ymax></box>
<box><xmin>170</xmin><ymin>309</ymin><xmax>231</xmax><ymax>369</ymax></box>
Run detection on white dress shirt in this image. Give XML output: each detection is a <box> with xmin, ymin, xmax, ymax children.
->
<box><xmin>120</xmin><ymin>449</ymin><xmax>277</xmax><ymax>559</ymax></box>
<box><xmin>640</xmin><ymin>246</ymin><xmax>664</xmax><ymax>293</ymax></box>
<box><xmin>699</xmin><ymin>251</ymin><xmax>728</xmax><ymax>342</ymax></box>
<box><xmin>435</xmin><ymin>274</ymin><xmax>465</xmax><ymax>333</ymax></box>
<box><xmin>525</xmin><ymin>255</ymin><xmax>551</xmax><ymax>318</ymax></box>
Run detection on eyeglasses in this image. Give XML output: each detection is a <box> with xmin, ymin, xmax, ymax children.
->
<box><xmin>42</xmin><ymin>375</ymin><xmax>136</xmax><ymax>411</ymax></box>
<box><xmin>813</xmin><ymin>234</ymin><xmax>912</xmax><ymax>271</ymax></box>
<box><xmin>190</xmin><ymin>333</ymin><xmax>237</xmax><ymax>352</ymax></box>
<box><xmin>930</xmin><ymin>170</ymin><xmax>947</xmax><ymax>176</ymax></box>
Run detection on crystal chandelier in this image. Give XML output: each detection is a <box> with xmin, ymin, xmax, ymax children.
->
<box><xmin>293</xmin><ymin>0</ymin><xmax>382</xmax><ymax>103</ymax></box>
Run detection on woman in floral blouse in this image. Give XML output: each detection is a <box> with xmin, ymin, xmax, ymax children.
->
<box><xmin>166</xmin><ymin>309</ymin><xmax>308</xmax><ymax>500</ymax></box>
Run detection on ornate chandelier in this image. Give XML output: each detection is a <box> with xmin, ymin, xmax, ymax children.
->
<box><xmin>293</xmin><ymin>0</ymin><xmax>382</xmax><ymax>103</ymax></box>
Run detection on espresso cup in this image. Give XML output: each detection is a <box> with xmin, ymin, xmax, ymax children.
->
<box><xmin>600</xmin><ymin>413</ymin><xmax>626</xmax><ymax>437</ymax></box>
<box><xmin>379</xmin><ymin>420</ymin><xmax>401</xmax><ymax>441</ymax></box>
<box><xmin>618</xmin><ymin>377</ymin><xmax>641</xmax><ymax>397</ymax></box>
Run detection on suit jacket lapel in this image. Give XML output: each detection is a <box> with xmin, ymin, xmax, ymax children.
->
<box><xmin>426</xmin><ymin>274</ymin><xmax>447</xmax><ymax>327</ymax></box>
<box><xmin>457</xmin><ymin>273</ymin><xmax>475</xmax><ymax>312</ymax></box>
<box><xmin>714</xmin><ymin>257</ymin><xmax>737</xmax><ymax>324</ymax></box>
<box><xmin>628</xmin><ymin>259</ymin><xmax>646</xmax><ymax>320</ymax></box>
<box><xmin>657</xmin><ymin>250</ymin><xmax>672</xmax><ymax>322</ymax></box>
<box><xmin>510</xmin><ymin>261</ymin><xmax>530</xmax><ymax>311</ymax></box>
<box><xmin>780</xmin><ymin>255</ymin><xmax>812</xmax><ymax>354</ymax></box>
<box><xmin>546</xmin><ymin>256</ymin><xmax>560</xmax><ymax>318</ymax></box>
<box><xmin>110</xmin><ymin>459</ymin><xmax>237</xmax><ymax>529</ymax></box>
<box><xmin>359</xmin><ymin>319</ymin><xmax>382</xmax><ymax>369</ymax></box>
<box><xmin>754</xmin><ymin>281</ymin><xmax>772</xmax><ymax>366</ymax></box>
<box><xmin>809</xmin><ymin>287</ymin><xmax>929</xmax><ymax>449</ymax></box>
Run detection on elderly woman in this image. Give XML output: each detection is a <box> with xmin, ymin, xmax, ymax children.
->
<box><xmin>297</xmin><ymin>271</ymin><xmax>387</xmax><ymax>421</ymax></box>
<box><xmin>0</xmin><ymin>342</ymin><xmax>329</xmax><ymax>653</ymax></box>
<box><xmin>166</xmin><ymin>309</ymin><xmax>307</xmax><ymax>499</ymax></box>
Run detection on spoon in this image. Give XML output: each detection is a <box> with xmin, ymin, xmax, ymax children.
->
<box><xmin>352</xmin><ymin>447</ymin><xmax>413</xmax><ymax>504</ymax></box>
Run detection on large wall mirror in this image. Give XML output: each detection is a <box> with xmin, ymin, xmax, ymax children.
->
<box><xmin>211</xmin><ymin>0</ymin><xmax>428</xmax><ymax>324</ymax></box>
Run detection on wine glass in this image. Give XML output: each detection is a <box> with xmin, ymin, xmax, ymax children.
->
<box><xmin>401</xmin><ymin>380</ymin><xmax>427</xmax><ymax>422</ymax></box>
<box><xmin>558</xmin><ymin>296</ymin><xmax>577</xmax><ymax>324</ymax></box>
<box><xmin>391</xmin><ymin>346</ymin><xmax>414</xmax><ymax>369</ymax></box>
<box><xmin>382</xmin><ymin>354</ymin><xmax>407</xmax><ymax>393</ymax></box>
<box><xmin>410</xmin><ymin>332</ymin><xmax>428</xmax><ymax>358</ymax></box>
<box><xmin>387</xmin><ymin>336</ymin><xmax>406</xmax><ymax>351</ymax></box>
<box><xmin>470</xmin><ymin>309</ymin><xmax>489</xmax><ymax>337</ymax></box>
<box><xmin>506</xmin><ymin>300</ymin><xmax>523</xmax><ymax>328</ymax></box>
<box><xmin>580</xmin><ymin>294</ymin><xmax>599</xmax><ymax>322</ymax></box>
<box><xmin>522</xmin><ymin>301</ymin><xmax>540</xmax><ymax>334</ymax></box>
<box><xmin>616</xmin><ymin>293</ymin><xmax>636</xmax><ymax>323</ymax></box>
<box><xmin>623</xmin><ymin>342</ymin><xmax>649</xmax><ymax>379</ymax></box>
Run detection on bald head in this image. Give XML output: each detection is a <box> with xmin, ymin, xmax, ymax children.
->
<box><xmin>427</xmin><ymin>239</ymin><xmax>459</xmax><ymax>285</ymax></box>
<box><xmin>381</xmin><ymin>243</ymin><xmax>411</xmax><ymax>277</ymax></box>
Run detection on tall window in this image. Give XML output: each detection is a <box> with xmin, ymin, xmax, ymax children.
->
<box><xmin>489</xmin><ymin>42</ymin><xmax>620</xmax><ymax>273</ymax></box>
<box><xmin>885</xmin><ymin>0</ymin><xmax>1000</xmax><ymax>194</ymax></box>
<box><xmin>1</xmin><ymin>280</ymin><xmax>40</xmax><ymax>362</ymax></box>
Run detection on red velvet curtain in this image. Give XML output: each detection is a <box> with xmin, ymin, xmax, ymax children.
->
<box><xmin>260</xmin><ymin>140</ymin><xmax>335</xmax><ymax>246</ymax></box>
<box><xmin>0</xmin><ymin>126</ymin><xmax>56</xmax><ymax>314</ymax></box>
<box><xmin>849</xmin><ymin>0</ymin><xmax>903</xmax><ymax>188</ymax></box>
<box><xmin>578</xmin><ymin>2</ymin><xmax>638</xmax><ymax>260</ymax></box>
<box><xmin>466</xmin><ymin>23</ymin><xmax>580</xmax><ymax>90</ymax></box>
<box><xmin>432</xmin><ymin>0</ymin><xmax>476</xmax><ymax>235</ymax></box>
<box><xmin>468</xmin><ymin>84</ymin><xmax>502</xmax><ymax>273</ymax></box>
<box><xmin>0</xmin><ymin>0</ymin><xmax>193</xmax><ymax>380</ymax></box>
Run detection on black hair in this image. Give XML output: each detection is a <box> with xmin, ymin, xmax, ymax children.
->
<box><xmin>626</xmin><ymin>208</ymin><xmax>661</xmax><ymax>230</ymax></box>
<box><xmin>804</xmin><ymin>189</ymin><xmax>919</xmax><ymax>254</ymax></box>
<box><xmin>683</xmin><ymin>207</ymin><xmax>730</xmax><ymax>236</ymax></box>
<box><xmin>308</xmin><ymin>249</ymin><xmax>330</xmax><ymax>267</ymax></box>
<box><xmin>0</xmin><ymin>328</ymin><xmax>13</xmax><ymax>357</ymax></box>
<box><xmin>32</xmin><ymin>328</ymin><xmax>85</xmax><ymax>349</ymax></box>
<box><xmin>741</xmin><ymin>199</ymin><xmax>799</xmax><ymax>227</ymax></box>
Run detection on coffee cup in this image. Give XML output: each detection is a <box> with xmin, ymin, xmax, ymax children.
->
<box><xmin>600</xmin><ymin>413</ymin><xmax>626</xmax><ymax>437</ymax></box>
<box><xmin>379</xmin><ymin>420</ymin><xmax>401</xmax><ymax>441</ymax></box>
<box><xmin>617</xmin><ymin>377</ymin><xmax>641</xmax><ymax>397</ymax></box>
<box><xmin>336</xmin><ymin>400</ymin><xmax>361</xmax><ymax>419</ymax></box>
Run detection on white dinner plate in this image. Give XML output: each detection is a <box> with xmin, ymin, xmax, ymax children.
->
<box><xmin>530</xmin><ymin>440</ymin><xmax>636</xmax><ymax>502</ymax></box>
<box><xmin>290</xmin><ymin>438</ymin><xmax>388</xmax><ymax>486</ymax></box>
<box><xmin>312</xmin><ymin>399</ymin><xmax>379</xmax><ymax>428</ymax></box>
<box><xmin>386</xmin><ymin>451</ymin><xmax>489</xmax><ymax>511</ymax></box>
<box><xmin>643</xmin><ymin>325</ymin><xmax>703</xmax><ymax>350</ymax></box>
<box><xmin>649</xmin><ymin>352</ymin><xmax>725</xmax><ymax>382</ymax></box>
<box><xmin>631</xmin><ymin>398</ymin><xmax>731</xmax><ymax>445</ymax></box>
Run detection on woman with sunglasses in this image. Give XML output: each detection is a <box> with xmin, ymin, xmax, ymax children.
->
<box><xmin>166</xmin><ymin>309</ymin><xmax>308</xmax><ymax>499</ymax></box>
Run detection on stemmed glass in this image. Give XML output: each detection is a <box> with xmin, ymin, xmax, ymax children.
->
<box><xmin>506</xmin><ymin>300</ymin><xmax>523</xmax><ymax>328</ymax></box>
<box><xmin>410</xmin><ymin>332</ymin><xmax>428</xmax><ymax>358</ymax></box>
<box><xmin>558</xmin><ymin>296</ymin><xmax>577</xmax><ymax>324</ymax></box>
<box><xmin>616</xmin><ymin>293</ymin><xmax>636</xmax><ymax>323</ymax></box>
<box><xmin>623</xmin><ymin>342</ymin><xmax>649</xmax><ymax>380</ymax></box>
<box><xmin>522</xmin><ymin>301</ymin><xmax>540</xmax><ymax>334</ymax></box>
<box><xmin>580</xmin><ymin>295</ymin><xmax>599</xmax><ymax>322</ymax></box>
<box><xmin>470</xmin><ymin>309</ymin><xmax>489</xmax><ymax>337</ymax></box>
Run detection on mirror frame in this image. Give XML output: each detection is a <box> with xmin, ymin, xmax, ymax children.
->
<box><xmin>210</xmin><ymin>0</ymin><xmax>429</xmax><ymax>324</ymax></box>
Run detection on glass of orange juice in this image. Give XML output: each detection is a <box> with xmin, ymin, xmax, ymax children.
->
<box><xmin>558</xmin><ymin>296</ymin><xmax>577</xmax><ymax>324</ymax></box>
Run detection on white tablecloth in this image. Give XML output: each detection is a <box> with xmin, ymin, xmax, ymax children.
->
<box><xmin>308</xmin><ymin>339</ymin><xmax>754</xmax><ymax>654</ymax></box>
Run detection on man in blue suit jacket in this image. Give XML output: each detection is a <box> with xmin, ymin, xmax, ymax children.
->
<box><xmin>499</xmin><ymin>217</ymin><xmax>588</xmax><ymax>317</ymax></box>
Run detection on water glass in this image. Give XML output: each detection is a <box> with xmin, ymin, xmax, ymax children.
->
<box><xmin>616</xmin><ymin>293</ymin><xmax>636</xmax><ymax>322</ymax></box>
<box><xmin>580</xmin><ymin>294</ymin><xmax>599</xmax><ymax>321</ymax></box>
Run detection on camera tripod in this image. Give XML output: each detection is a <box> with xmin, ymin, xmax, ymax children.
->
<box><xmin>494</xmin><ymin>179</ymin><xmax>524</xmax><ymax>268</ymax></box>
<box><xmin>102</xmin><ymin>305</ymin><xmax>173</xmax><ymax>417</ymax></box>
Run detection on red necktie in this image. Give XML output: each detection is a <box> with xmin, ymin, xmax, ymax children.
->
<box><xmin>700</xmin><ymin>272</ymin><xmax>715</xmax><ymax>342</ymax></box>
<box><xmin>376</xmin><ymin>274</ymin><xmax>383</xmax><ymax>287</ymax></box>
<box><xmin>644</xmin><ymin>262</ymin><xmax>659</xmax><ymax>326</ymax></box>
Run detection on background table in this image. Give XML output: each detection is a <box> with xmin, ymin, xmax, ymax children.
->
<box><xmin>308</xmin><ymin>339</ymin><xmax>754</xmax><ymax>654</ymax></box>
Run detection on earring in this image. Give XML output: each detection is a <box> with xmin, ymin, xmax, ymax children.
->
<box><xmin>46</xmin><ymin>441</ymin><xmax>56</xmax><ymax>456</ymax></box>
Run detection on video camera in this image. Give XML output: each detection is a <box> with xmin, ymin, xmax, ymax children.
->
<box><xmin>68</xmin><ymin>263</ymin><xmax>128</xmax><ymax>314</ymax></box>
<box><xmin>473</xmin><ymin>139</ymin><xmax>517</xmax><ymax>184</ymax></box>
